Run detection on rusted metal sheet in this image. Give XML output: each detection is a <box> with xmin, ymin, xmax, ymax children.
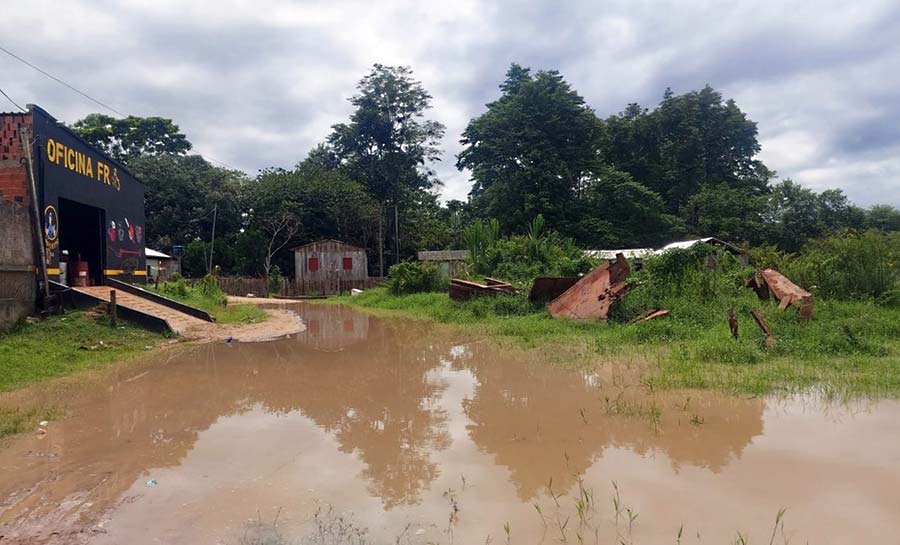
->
<box><xmin>448</xmin><ymin>278</ymin><xmax>516</xmax><ymax>301</ymax></box>
<box><xmin>759</xmin><ymin>269</ymin><xmax>813</xmax><ymax>318</ymax></box>
<box><xmin>528</xmin><ymin>276</ymin><xmax>580</xmax><ymax>303</ymax></box>
<box><xmin>750</xmin><ymin>309</ymin><xmax>776</xmax><ymax>350</ymax></box>
<box><xmin>746</xmin><ymin>270</ymin><xmax>770</xmax><ymax>300</ymax></box>
<box><xmin>548</xmin><ymin>254</ymin><xmax>630</xmax><ymax>320</ymax></box>
<box><xmin>630</xmin><ymin>308</ymin><xmax>669</xmax><ymax>324</ymax></box>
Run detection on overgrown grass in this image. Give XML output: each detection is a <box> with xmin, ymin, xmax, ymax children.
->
<box><xmin>0</xmin><ymin>407</ymin><xmax>62</xmax><ymax>442</ymax></box>
<box><xmin>150</xmin><ymin>275</ymin><xmax>267</xmax><ymax>324</ymax></box>
<box><xmin>0</xmin><ymin>311</ymin><xmax>163</xmax><ymax>393</ymax></box>
<box><xmin>334</xmin><ymin>283</ymin><xmax>900</xmax><ymax>398</ymax></box>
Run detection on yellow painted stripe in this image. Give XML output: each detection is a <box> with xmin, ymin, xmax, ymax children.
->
<box><xmin>47</xmin><ymin>268</ymin><xmax>60</xmax><ymax>275</ymax></box>
<box><xmin>103</xmin><ymin>269</ymin><xmax>147</xmax><ymax>276</ymax></box>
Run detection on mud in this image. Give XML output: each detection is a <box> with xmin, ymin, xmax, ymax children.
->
<box><xmin>1</xmin><ymin>303</ymin><xmax>899</xmax><ymax>544</ymax></box>
<box><xmin>181</xmin><ymin>308</ymin><xmax>305</xmax><ymax>343</ymax></box>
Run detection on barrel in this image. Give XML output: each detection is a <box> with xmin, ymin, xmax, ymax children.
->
<box><xmin>69</xmin><ymin>261</ymin><xmax>90</xmax><ymax>287</ymax></box>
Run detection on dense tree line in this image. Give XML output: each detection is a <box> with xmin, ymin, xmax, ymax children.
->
<box><xmin>72</xmin><ymin>63</ymin><xmax>900</xmax><ymax>279</ymax></box>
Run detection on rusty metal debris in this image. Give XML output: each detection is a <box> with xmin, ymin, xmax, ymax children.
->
<box><xmin>448</xmin><ymin>278</ymin><xmax>517</xmax><ymax>301</ymax></box>
<box><xmin>629</xmin><ymin>308</ymin><xmax>669</xmax><ymax>324</ymax></box>
<box><xmin>528</xmin><ymin>276</ymin><xmax>580</xmax><ymax>303</ymax></box>
<box><xmin>548</xmin><ymin>254</ymin><xmax>630</xmax><ymax>320</ymax></box>
<box><xmin>749</xmin><ymin>309</ymin><xmax>775</xmax><ymax>350</ymax></box>
<box><xmin>748</xmin><ymin>269</ymin><xmax>813</xmax><ymax>319</ymax></box>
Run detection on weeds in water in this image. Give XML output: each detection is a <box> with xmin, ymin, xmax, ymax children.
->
<box><xmin>690</xmin><ymin>414</ymin><xmax>705</xmax><ymax>426</ymax></box>
<box><xmin>443</xmin><ymin>488</ymin><xmax>460</xmax><ymax>535</ymax></box>
<box><xmin>603</xmin><ymin>392</ymin><xmax>663</xmax><ymax>429</ymax></box>
<box><xmin>237</xmin><ymin>488</ymin><xmax>792</xmax><ymax>545</ymax></box>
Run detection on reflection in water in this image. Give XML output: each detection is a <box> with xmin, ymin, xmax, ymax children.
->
<box><xmin>0</xmin><ymin>304</ymin><xmax>898</xmax><ymax>545</ymax></box>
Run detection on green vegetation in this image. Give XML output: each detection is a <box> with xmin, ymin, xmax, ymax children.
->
<box><xmin>153</xmin><ymin>275</ymin><xmax>267</xmax><ymax>324</ymax></box>
<box><xmin>71</xmin><ymin>63</ymin><xmax>900</xmax><ymax>285</ymax></box>
<box><xmin>336</xmin><ymin>239</ymin><xmax>900</xmax><ymax>398</ymax></box>
<box><xmin>0</xmin><ymin>311</ymin><xmax>162</xmax><ymax>393</ymax></box>
<box><xmin>464</xmin><ymin>215</ymin><xmax>597</xmax><ymax>287</ymax></box>
<box><xmin>0</xmin><ymin>407</ymin><xmax>61</xmax><ymax>442</ymax></box>
<box><xmin>387</xmin><ymin>261</ymin><xmax>445</xmax><ymax>295</ymax></box>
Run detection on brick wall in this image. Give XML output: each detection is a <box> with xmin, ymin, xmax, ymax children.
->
<box><xmin>0</xmin><ymin>199</ymin><xmax>36</xmax><ymax>329</ymax></box>
<box><xmin>0</xmin><ymin>113</ymin><xmax>32</xmax><ymax>206</ymax></box>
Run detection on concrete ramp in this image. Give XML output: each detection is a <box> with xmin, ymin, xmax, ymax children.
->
<box><xmin>72</xmin><ymin>286</ymin><xmax>209</xmax><ymax>335</ymax></box>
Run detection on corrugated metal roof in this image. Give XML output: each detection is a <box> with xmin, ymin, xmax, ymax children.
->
<box><xmin>290</xmin><ymin>239</ymin><xmax>366</xmax><ymax>252</ymax></box>
<box><xmin>584</xmin><ymin>248</ymin><xmax>655</xmax><ymax>259</ymax></box>
<box><xmin>418</xmin><ymin>250</ymin><xmax>470</xmax><ymax>261</ymax></box>
<box><xmin>586</xmin><ymin>238</ymin><xmax>744</xmax><ymax>259</ymax></box>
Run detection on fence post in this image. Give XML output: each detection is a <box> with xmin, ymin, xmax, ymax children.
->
<box><xmin>109</xmin><ymin>290</ymin><xmax>117</xmax><ymax>327</ymax></box>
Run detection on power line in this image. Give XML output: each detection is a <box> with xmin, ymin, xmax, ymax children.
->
<box><xmin>0</xmin><ymin>44</ymin><xmax>128</xmax><ymax>117</ymax></box>
<box><xmin>1</xmin><ymin>43</ymin><xmax>243</xmax><ymax>172</ymax></box>
<box><xmin>197</xmin><ymin>152</ymin><xmax>240</xmax><ymax>171</ymax></box>
<box><xmin>0</xmin><ymin>86</ymin><xmax>26</xmax><ymax>112</ymax></box>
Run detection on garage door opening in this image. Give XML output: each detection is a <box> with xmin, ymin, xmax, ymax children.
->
<box><xmin>58</xmin><ymin>198</ymin><xmax>105</xmax><ymax>286</ymax></box>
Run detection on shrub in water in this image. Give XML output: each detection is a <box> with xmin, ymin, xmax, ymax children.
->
<box><xmin>388</xmin><ymin>261</ymin><xmax>445</xmax><ymax>295</ymax></box>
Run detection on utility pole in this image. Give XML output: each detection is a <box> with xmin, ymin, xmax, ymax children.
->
<box><xmin>394</xmin><ymin>202</ymin><xmax>400</xmax><ymax>266</ymax></box>
<box><xmin>19</xmin><ymin>127</ymin><xmax>50</xmax><ymax>311</ymax></box>
<box><xmin>208</xmin><ymin>204</ymin><xmax>217</xmax><ymax>274</ymax></box>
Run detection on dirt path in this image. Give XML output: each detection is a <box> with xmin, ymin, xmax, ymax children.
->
<box><xmin>181</xmin><ymin>307</ymin><xmax>305</xmax><ymax>342</ymax></box>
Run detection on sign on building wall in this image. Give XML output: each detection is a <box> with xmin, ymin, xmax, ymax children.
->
<box><xmin>31</xmin><ymin>107</ymin><xmax>146</xmax><ymax>279</ymax></box>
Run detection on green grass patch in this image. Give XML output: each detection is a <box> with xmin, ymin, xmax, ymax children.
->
<box><xmin>333</xmin><ymin>287</ymin><xmax>900</xmax><ymax>398</ymax></box>
<box><xmin>149</xmin><ymin>275</ymin><xmax>267</xmax><ymax>324</ymax></box>
<box><xmin>0</xmin><ymin>311</ymin><xmax>163</xmax><ymax>393</ymax></box>
<box><xmin>0</xmin><ymin>406</ymin><xmax>62</xmax><ymax>442</ymax></box>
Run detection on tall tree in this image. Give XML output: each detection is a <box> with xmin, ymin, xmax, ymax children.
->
<box><xmin>240</xmin><ymin>163</ymin><xmax>379</xmax><ymax>277</ymax></box>
<box><xmin>866</xmin><ymin>204</ymin><xmax>900</xmax><ymax>232</ymax></box>
<box><xmin>72</xmin><ymin>114</ymin><xmax>192</xmax><ymax>163</ymax></box>
<box><xmin>603</xmin><ymin>86</ymin><xmax>772</xmax><ymax>214</ymax></box>
<box><xmin>328</xmin><ymin>64</ymin><xmax>445</xmax><ymax>275</ymax></box>
<box><xmin>458</xmin><ymin>64</ymin><xmax>604</xmax><ymax>236</ymax></box>
<box><xmin>682</xmin><ymin>184</ymin><xmax>767</xmax><ymax>243</ymax></box>
<box><xmin>127</xmin><ymin>154</ymin><xmax>245</xmax><ymax>251</ymax></box>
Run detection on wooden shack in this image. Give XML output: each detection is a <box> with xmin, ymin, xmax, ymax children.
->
<box><xmin>292</xmin><ymin>239</ymin><xmax>370</xmax><ymax>295</ymax></box>
<box><xmin>417</xmin><ymin>249</ymin><xmax>470</xmax><ymax>278</ymax></box>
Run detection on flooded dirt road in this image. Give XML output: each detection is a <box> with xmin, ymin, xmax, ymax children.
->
<box><xmin>2</xmin><ymin>304</ymin><xmax>899</xmax><ymax>544</ymax></box>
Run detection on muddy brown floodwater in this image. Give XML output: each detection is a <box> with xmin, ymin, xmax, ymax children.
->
<box><xmin>1</xmin><ymin>304</ymin><xmax>900</xmax><ymax>544</ymax></box>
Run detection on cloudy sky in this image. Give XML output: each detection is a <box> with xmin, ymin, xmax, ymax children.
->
<box><xmin>3</xmin><ymin>0</ymin><xmax>899</xmax><ymax>206</ymax></box>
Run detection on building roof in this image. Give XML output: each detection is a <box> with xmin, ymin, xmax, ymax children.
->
<box><xmin>418</xmin><ymin>250</ymin><xmax>470</xmax><ymax>261</ymax></box>
<box><xmin>584</xmin><ymin>248</ymin><xmax>655</xmax><ymax>260</ymax></box>
<box><xmin>586</xmin><ymin>238</ymin><xmax>745</xmax><ymax>261</ymax></box>
<box><xmin>145</xmin><ymin>248</ymin><xmax>174</xmax><ymax>259</ymax></box>
<box><xmin>290</xmin><ymin>239</ymin><xmax>366</xmax><ymax>252</ymax></box>
<box><xmin>657</xmin><ymin>237</ymin><xmax>744</xmax><ymax>254</ymax></box>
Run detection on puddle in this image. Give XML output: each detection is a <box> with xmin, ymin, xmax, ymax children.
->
<box><xmin>1</xmin><ymin>304</ymin><xmax>899</xmax><ymax>544</ymax></box>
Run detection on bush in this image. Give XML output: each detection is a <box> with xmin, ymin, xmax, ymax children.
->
<box><xmin>387</xmin><ymin>261</ymin><xmax>445</xmax><ymax>295</ymax></box>
<box><xmin>610</xmin><ymin>246</ymin><xmax>755</xmax><ymax>324</ymax></box>
<box><xmin>785</xmin><ymin>230</ymin><xmax>900</xmax><ymax>302</ymax></box>
<box><xmin>196</xmin><ymin>274</ymin><xmax>227</xmax><ymax>305</ymax></box>
<box><xmin>464</xmin><ymin>215</ymin><xmax>597</xmax><ymax>287</ymax></box>
<box><xmin>159</xmin><ymin>274</ymin><xmax>189</xmax><ymax>298</ymax></box>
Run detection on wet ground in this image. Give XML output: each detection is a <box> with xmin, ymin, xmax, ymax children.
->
<box><xmin>1</xmin><ymin>303</ymin><xmax>899</xmax><ymax>544</ymax></box>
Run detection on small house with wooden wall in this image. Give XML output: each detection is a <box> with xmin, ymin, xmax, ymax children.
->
<box><xmin>292</xmin><ymin>239</ymin><xmax>370</xmax><ymax>295</ymax></box>
<box><xmin>417</xmin><ymin>249</ymin><xmax>470</xmax><ymax>279</ymax></box>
